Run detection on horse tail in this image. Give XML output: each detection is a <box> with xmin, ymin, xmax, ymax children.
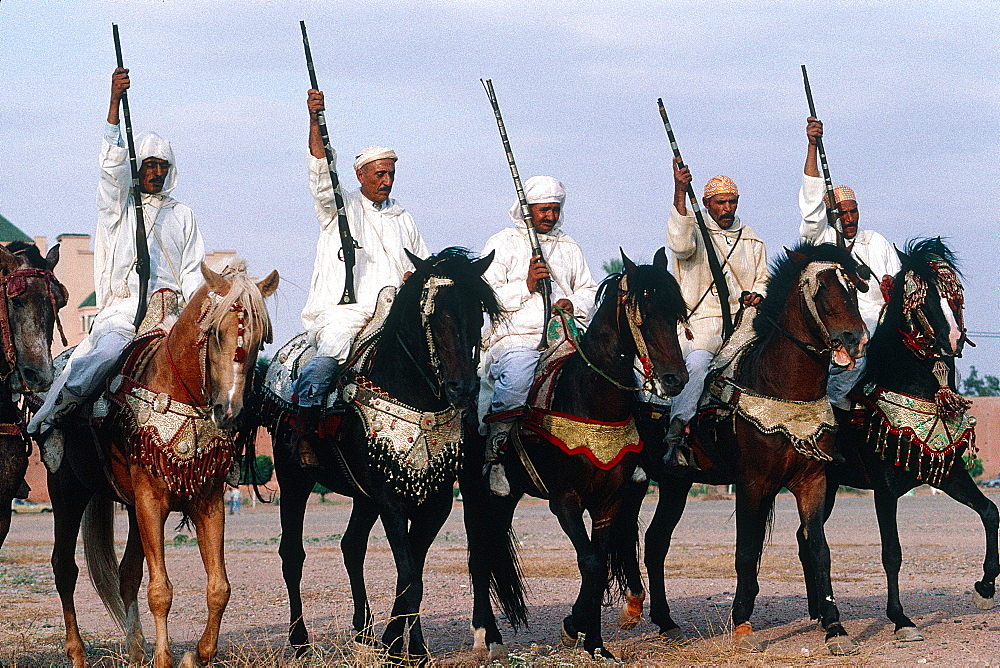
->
<box><xmin>488</xmin><ymin>524</ymin><xmax>529</xmax><ymax>630</ymax></box>
<box><xmin>82</xmin><ymin>496</ymin><xmax>127</xmax><ymax>632</ymax></box>
<box><xmin>760</xmin><ymin>497</ymin><xmax>777</xmax><ymax>571</ymax></box>
<box><xmin>606</xmin><ymin>496</ymin><xmax>642</xmax><ymax>604</ymax></box>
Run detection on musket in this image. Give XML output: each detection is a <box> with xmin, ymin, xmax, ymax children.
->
<box><xmin>300</xmin><ymin>21</ymin><xmax>358</xmax><ymax>304</ymax></box>
<box><xmin>657</xmin><ymin>99</ymin><xmax>734</xmax><ymax>340</ymax></box>
<box><xmin>801</xmin><ymin>65</ymin><xmax>846</xmax><ymax>249</ymax></box>
<box><xmin>112</xmin><ymin>24</ymin><xmax>151</xmax><ymax>329</ymax></box>
<box><xmin>482</xmin><ymin>79</ymin><xmax>551</xmax><ymax>349</ymax></box>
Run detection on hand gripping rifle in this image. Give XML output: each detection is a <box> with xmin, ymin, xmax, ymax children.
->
<box><xmin>657</xmin><ymin>99</ymin><xmax>734</xmax><ymax>339</ymax></box>
<box><xmin>112</xmin><ymin>24</ymin><xmax>151</xmax><ymax>329</ymax></box>
<box><xmin>801</xmin><ymin>65</ymin><xmax>846</xmax><ymax>250</ymax></box>
<box><xmin>482</xmin><ymin>79</ymin><xmax>550</xmax><ymax>349</ymax></box>
<box><xmin>301</xmin><ymin>21</ymin><xmax>358</xmax><ymax>304</ymax></box>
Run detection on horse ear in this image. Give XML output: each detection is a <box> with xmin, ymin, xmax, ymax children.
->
<box><xmin>256</xmin><ymin>269</ymin><xmax>279</xmax><ymax>298</ymax></box>
<box><xmin>471</xmin><ymin>250</ymin><xmax>495</xmax><ymax>276</ymax></box>
<box><xmin>405</xmin><ymin>249</ymin><xmax>430</xmax><ymax>274</ymax></box>
<box><xmin>619</xmin><ymin>248</ymin><xmax>637</xmax><ymax>273</ymax></box>
<box><xmin>44</xmin><ymin>243</ymin><xmax>60</xmax><ymax>271</ymax></box>
<box><xmin>200</xmin><ymin>262</ymin><xmax>228</xmax><ymax>293</ymax></box>
<box><xmin>785</xmin><ymin>247</ymin><xmax>807</xmax><ymax>263</ymax></box>
<box><xmin>0</xmin><ymin>245</ymin><xmax>17</xmax><ymax>273</ymax></box>
<box><xmin>653</xmin><ymin>247</ymin><xmax>668</xmax><ymax>271</ymax></box>
<box><xmin>894</xmin><ymin>245</ymin><xmax>909</xmax><ymax>267</ymax></box>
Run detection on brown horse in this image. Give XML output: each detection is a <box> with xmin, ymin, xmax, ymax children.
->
<box><xmin>47</xmin><ymin>263</ymin><xmax>278</xmax><ymax>668</ymax></box>
<box><xmin>461</xmin><ymin>249</ymin><xmax>688</xmax><ymax>661</ymax></box>
<box><xmin>0</xmin><ymin>240</ymin><xmax>66</xmax><ymax>548</ymax></box>
<box><xmin>638</xmin><ymin>243</ymin><xmax>868</xmax><ymax>654</ymax></box>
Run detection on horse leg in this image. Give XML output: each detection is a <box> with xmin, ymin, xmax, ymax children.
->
<box><xmin>789</xmin><ymin>474</ymin><xmax>855</xmax><ymax>655</ymax></box>
<box><xmin>341</xmin><ymin>495</ymin><xmax>380</xmax><ymax>644</ymax></box>
<box><xmin>404</xmin><ymin>488</ymin><xmax>454</xmax><ymax>664</ymax></box>
<box><xmin>551</xmin><ymin>494</ymin><xmax>614</xmax><ymax>660</ymax></box>
<box><xmin>0</xmin><ymin>440</ymin><xmax>27</xmax><ymax>549</ymax></box>
<box><xmin>644</xmin><ymin>477</ymin><xmax>690</xmax><ymax>639</ymax></box>
<box><xmin>937</xmin><ymin>468</ymin><xmax>1000</xmax><ymax>610</ymax></box>
<box><xmin>379</xmin><ymin>499</ymin><xmax>423</xmax><ymax>660</ymax></box>
<box><xmin>275</xmin><ymin>456</ymin><xmax>313</xmax><ymax>653</ymax></box>
<box><xmin>119</xmin><ymin>508</ymin><xmax>147</xmax><ymax>663</ymax></box>
<box><xmin>872</xmin><ymin>483</ymin><xmax>922</xmax><ymax>638</ymax></box>
<box><xmin>616</xmin><ymin>476</ymin><xmax>647</xmax><ymax>631</ymax></box>
<box><xmin>132</xmin><ymin>476</ymin><xmax>174</xmax><ymax>668</ymax></box>
<box><xmin>796</xmin><ymin>479</ymin><xmax>837</xmax><ymax>621</ymax></box>
<box><xmin>731</xmin><ymin>482</ymin><xmax>775</xmax><ymax>652</ymax></box>
<box><xmin>49</xmin><ymin>470</ymin><xmax>94</xmax><ymax>668</ymax></box>
<box><xmin>182</xmin><ymin>488</ymin><xmax>231</xmax><ymax>667</ymax></box>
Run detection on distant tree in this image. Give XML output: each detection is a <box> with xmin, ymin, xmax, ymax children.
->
<box><xmin>313</xmin><ymin>482</ymin><xmax>333</xmax><ymax>502</ymax></box>
<box><xmin>962</xmin><ymin>366</ymin><xmax>1000</xmax><ymax>397</ymax></box>
<box><xmin>602</xmin><ymin>258</ymin><xmax>623</xmax><ymax>276</ymax></box>
<box><xmin>240</xmin><ymin>454</ymin><xmax>274</xmax><ymax>485</ymax></box>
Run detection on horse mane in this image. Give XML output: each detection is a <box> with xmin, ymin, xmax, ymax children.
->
<box><xmin>200</xmin><ymin>258</ymin><xmax>273</xmax><ymax>348</ymax></box>
<box><xmin>901</xmin><ymin>236</ymin><xmax>960</xmax><ymax>280</ymax></box>
<box><xmin>596</xmin><ymin>265</ymin><xmax>687</xmax><ymax>323</ymax></box>
<box><xmin>4</xmin><ymin>240</ymin><xmax>46</xmax><ymax>268</ymax></box>
<box><xmin>753</xmin><ymin>242</ymin><xmax>860</xmax><ymax>338</ymax></box>
<box><xmin>382</xmin><ymin>247</ymin><xmax>502</xmax><ymax>338</ymax></box>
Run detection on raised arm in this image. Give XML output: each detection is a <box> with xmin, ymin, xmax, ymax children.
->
<box><xmin>308</xmin><ymin>89</ymin><xmax>325</xmax><ymax>159</ymax></box>
<box><xmin>799</xmin><ymin>116</ymin><xmax>831</xmax><ymax>243</ymax></box>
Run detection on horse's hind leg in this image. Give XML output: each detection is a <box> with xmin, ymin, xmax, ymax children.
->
<box><xmin>184</xmin><ymin>488</ymin><xmax>231</xmax><ymax>666</ymax></box>
<box><xmin>616</xmin><ymin>476</ymin><xmax>647</xmax><ymax>631</ymax></box>
<box><xmin>341</xmin><ymin>496</ymin><xmax>380</xmax><ymax>643</ymax></box>
<box><xmin>133</xmin><ymin>475</ymin><xmax>174</xmax><ymax>668</ymax></box>
<box><xmin>644</xmin><ymin>477</ymin><xmax>690</xmax><ymax>638</ymax></box>
<box><xmin>275</xmin><ymin>454</ymin><xmax>313</xmax><ymax>652</ymax></box>
<box><xmin>938</xmin><ymin>468</ymin><xmax>1000</xmax><ymax>609</ymax></box>
<box><xmin>120</xmin><ymin>508</ymin><xmax>147</xmax><ymax>663</ymax></box>
<box><xmin>49</xmin><ymin>470</ymin><xmax>94</xmax><ymax>668</ymax></box>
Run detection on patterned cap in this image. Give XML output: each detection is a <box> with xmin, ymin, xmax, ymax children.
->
<box><xmin>704</xmin><ymin>175</ymin><xmax>738</xmax><ymax>199</ymax></box>
<box><xmin>833</xmin><ymin>185</ymin><xmax>856</xmax><ymax>204</ymax></box>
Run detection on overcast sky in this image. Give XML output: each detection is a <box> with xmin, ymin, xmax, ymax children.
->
<box><xmin>2</xmin><ymin>0</ymin><xmax>998</xmax><ymax>378</ymax></box>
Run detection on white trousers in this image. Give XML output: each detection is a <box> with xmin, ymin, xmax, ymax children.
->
<box><xmin>477</xmin><ymin>346</ymin><xmax>541</xmax><ymax>430</ymax></box>
<box><xmin>669</xmin><ymin>349</ymin><xmax>714</xmax><ymax>423</ymax></box>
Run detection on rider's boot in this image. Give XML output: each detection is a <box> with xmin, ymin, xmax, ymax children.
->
<box><xmin>484</xmin><ymin>421</ymin><xmax>514</xmax><ymax>497</ymax></box>
<box><xmin>828</xmin><ymin>405</ymin><xmax>850</xmax><ymax>464</ymax></box>
<box><xmin>294</xmin><ymin>405</ymin><xmax>323</xmax><ymax>468</ymax></box>
<box><xmin>663</xmin><ymin>417</ymin><xmax>701</xmax><ymax>470</ymax></box>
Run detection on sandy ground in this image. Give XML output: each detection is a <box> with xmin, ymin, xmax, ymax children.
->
<box><xmin>1</xmin><ymin>487</ymin><xmax>999</xmax><ymax>666</ymax></box>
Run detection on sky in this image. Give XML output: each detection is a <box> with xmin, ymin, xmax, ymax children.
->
<box><xmin>1</xmin><ymin>0</ymin><xmax>998</xmax><ymax>379</ymax></box>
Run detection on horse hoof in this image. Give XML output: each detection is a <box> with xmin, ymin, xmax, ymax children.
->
<box><xmin>472</xmin><ymin>626</ymin><xmax>488</xmax><ymax>662</ymax></box>
<box><xmin>895</xmin><ymin>626</ymin><xmax>924</xmax><ymax>642</ymax></box>
<box><xmin>973</xmin><ymin>591</ymin><xmax>995</xmax><ymax>610</ymax></box>
<box><xmin>488</xmin><ymin>643</ymin><xmax>507</xmax><ymax>663</ymax></box>
<box><xmin>825</xmin><ymin>634</ymin><xmax>859</xmax><ymax>655</ymax></box>
<box><xmin>178</xmin><ymin>651</ymin><xmax>199</xmax><ymax>668</ymax></box>
<box><xmin>659</xmin><ymin>626</ymin><xmax>687</xmax><ymax>644</ymax></box>
<box><xmin>734</xmin><ymin>622</ymin><xmax>763</xmax><ymax>652</ymax></box>
<box><xmin>617</xmin><ymin>591</ymin><xmax>645</xmax><ymax>630</ymax></box>
<box><xmin>561</xmin><ymin>620</ymin><xmax>583</xmax><ymax>648</ymax></box>
<box><xmin>590</xmin><ymin>646</ymin><xmax>616</xmax><ymax>661</ymax></box>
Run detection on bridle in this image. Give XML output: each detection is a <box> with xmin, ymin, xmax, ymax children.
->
<box><xmin>395</xmin><ymin>274</ymin><xmax>455</xmax><ymax>400</ymax></box>
<box><xmin>0</xmin><ymin>266</ymin><xmax>68</xmax><ymax>392</ymax></box>
<box><xmin>896</xmin><ymin>260</ymin><xmax>965</xmax><ymax>361</ymax></box>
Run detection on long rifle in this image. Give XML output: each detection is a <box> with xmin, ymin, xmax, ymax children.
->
<box><xmin>112</xmin><ymin>24</ymin><xmax>150</xmax><ymax>329</ymax></box>
<box><xmin>300</xmin><ymin>21</ymin><xmax>358</xmax><ymax>304</ymax></box>
<box><xmin>657</xmin><ymin>99</ymin><xmax>734</xmax><ymax>339</ymax></box>
<box><xmin>800</xmin><ymin>65</ymin><xmax>845</xmax><ymax>249</ymax></box>
<box><xmin>482</xmin><ymin>79</ymin><xmax>550</xmax><ymax>349</ymax></box>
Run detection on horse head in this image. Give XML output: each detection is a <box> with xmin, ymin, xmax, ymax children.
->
<box><xmin>614</xmin><ymin>248</ymin><xmax>688</xmax><ymax>398</ymax></box>
<box><xmin>0</xmin><ymin>241</ymin><xmax>67</xmax><ymax>393</ymax></box>
<box><xmin>400</xmin><ymin>247</ymin><xmax>501</xmax><ymax>409</ymax></box>
<box><xmin>761</xmin><ymin>243</ymin><xmax>868</xmax><ymax>369</ymax></box>
<box><xmin>196</xmin><ymin>262</ymin><xmax>279</xmax><ymax>429</ymax></box>
<box><xmin>891</xmin><ymin>237</ymin><xmax>965</xmax><ymax>360</ymax></box>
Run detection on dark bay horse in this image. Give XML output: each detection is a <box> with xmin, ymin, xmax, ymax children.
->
<box><xmin>817</xmin><ymin>237</ymin><xmax>998</xmax><ymax>641</ymax></box>
<box><xmin>48</xmin><ymin>263</ymin><xmax>278</xmax><ymax>668</ymax></box>
<box><xmin>639</xmin><ymin>243</ymin><xmax>869</xmax><ymax>654</ymax></box>
<box><xmin>461</xmin><ymin>249</ymin><xmax>688</xmax><ymax>661</ymax></box>
<box><xmin>0</xmin><ymin>240</ymin><xmax>66</xmax><ymax>548</ymax></box>
<box><xmin>261</xmin><ymin>248</ymin><xmax>499</xmax><ymax>663</ymax></box>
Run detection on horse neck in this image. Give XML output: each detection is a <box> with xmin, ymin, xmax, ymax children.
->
<box><xmin>552</xmin><ymin>293</ymin><xmax>633</xmax><ymax>421</ymax></box>
<box><xmin>147</xmin><ymin>306</ymin><xmax>208</xmax><ymax>404</ymax></box>
<box><xmin>866</xmin><ymin>327</ymin><xmax>942</xmax><ymax>398</ymax></box>
<box><xmin>744</xmin><ymin>291</ymin><xmax>830</xmax><ymax>401</ymax></box>
<box><xmin>367</xmin><ymin>316</ymin><xmax>447</xmax><ymax>413</ymax></box>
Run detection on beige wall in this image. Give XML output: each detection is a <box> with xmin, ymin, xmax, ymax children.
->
<box><xmin>970</xmin><ymin>397</ymin><xmax>1000</xmax><ymax>478</ymax></box>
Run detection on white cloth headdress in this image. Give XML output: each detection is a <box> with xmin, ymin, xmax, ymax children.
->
<box><xmin>136</xmin><ymin>132</ymin><xmax>177</xmax><ymax>195</ymax></box>
<box><xmin>354</xmin><ymin>146</ymin><xmax>398</xmax><ymax>171</ymax></box>
<box><xmin>508</xmin><ymin>176</ymin><xmax>566</xmax><ymax>231</ymax></box>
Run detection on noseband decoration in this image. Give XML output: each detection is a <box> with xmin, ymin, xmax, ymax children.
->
<box><xmin>798</xmin><ymin>260</ymin><xmax>855</xmax><ymax>354</ymax></box>
<box><xmin>898</xmin><ymin>260</ymin><xmax>965</xmax><ymax>362</ymax></box>
<box><xmin>0</xmin><ymin>267</ymin><xmax>68</xmax><ymax>391</ymax></box>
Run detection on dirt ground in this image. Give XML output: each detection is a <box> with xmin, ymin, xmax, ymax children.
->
<box><xmin>1</xmin><ymin>487</ymin><xmax>998</xmax><ymax>667</ymax></box>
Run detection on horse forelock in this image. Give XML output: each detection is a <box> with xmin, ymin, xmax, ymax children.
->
<box><xmin>598</xmin><ymin>266</ymin><xmax>687</xmax><ymax>323</ymax></box>
<box><xmin>199</xmin><ymin>269</ymin><xmax>273</xmax><ymax>349</ymax></box>
<box><xmin>3</xmin><ymin>241</ymin><xmax>45</xmax><ymax>270</ymax></box>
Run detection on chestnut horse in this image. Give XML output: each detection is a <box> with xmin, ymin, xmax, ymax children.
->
<box><xmin>638</xmin><ymin>243</ymin><xmax>868</xmax><ymax>654</ymax></box>
<box><xmin>461</xmin><ymin>249</ymin><xmax>688</xmax><ymax>661</ymax></box>
<box><xmin>819</xmin><ymin>238</ymin><xmax>998</xmax><ymax>641</ymax></box>
<box><xmin>47</xmin><ymin>263</ymin><xmax>278</xmax><ymax>668</ymax></box>
<box><xmin>0</xmin><ymin>240</ymin><xmax>66</xmax><ymax>548</ymax></box>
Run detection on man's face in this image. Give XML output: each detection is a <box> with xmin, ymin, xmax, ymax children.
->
<box><xmin>836</xmin><ymin>199</ymin><xmax>859</xmax><ymax>240</ymax></box>
<box><xmin>356</xmin><ymin>158</ymin><xmax>396</xmax><ymax>204</ymax></box>
<box><xmin>138</xmin><ymin>157</ymin><xmax>170</xmax><ymax>194</ymax></box>
<box><xmin>529</xmin><ymin>202</ymin><xmax>561</xmax><ymax>234</ymax></box>
<box><xmin>703</xmin><ymin>193</ymin><xmax>739</xmax><ymax>229</ymax></box>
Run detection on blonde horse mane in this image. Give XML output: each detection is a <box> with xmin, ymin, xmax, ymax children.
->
<box><xmin>200</xmin><ymin>258</ymin><xmax>273</xmax><ymax>352</ymax></box>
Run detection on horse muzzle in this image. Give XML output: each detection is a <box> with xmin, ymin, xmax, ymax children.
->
<box><xmin>17</xmin><ymin>362</ymin><xmax>54</xmax><ymax>393</ymax></box>
<box><xmin>211</xmin><ymin>401</ymin><xmax>242</xmax><ymax>430</ymax></box>
<box><xmin>830</xmin><ymin>329</ymin><xmax>869</xmax><ymax>370</ymax></box>
<box><xmin>653</xmin><ymin>368</ymin><xmax>688</xmax><ymax>399</ymax></box>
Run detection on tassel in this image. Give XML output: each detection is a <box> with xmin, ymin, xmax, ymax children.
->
<box><xmin>684</xmin><ymin>327</ymin><xmax>694</xmax><ymax>341</ymax></box>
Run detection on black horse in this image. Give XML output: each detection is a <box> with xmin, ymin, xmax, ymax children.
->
<box><xmin>261</xmin><ymin>248</ymin><xmax>500</xmax><ymax>663</ymax></box>
<box><xmin>461</xmin><ymin>249</ymin><xmax>688</xmax><ymax>661</ymax></box>
<box><xmin>0</xmin><ymin>240</ymin><xmax>65</xmax><ymax>549</ymax></box>
<box><xmin>816</xmin><ymin>237</ymin><xmax>998</xmax><ymax>640</ymax></box>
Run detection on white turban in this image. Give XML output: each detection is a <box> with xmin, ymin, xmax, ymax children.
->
<box><xmin>354</xmin><ymin>146</ymin><xmax>398</xmax><ymax>171</ymax></box>
<box><xmin>136</xmin><ymin>132</ymin><xmax>177</xmax><ymax>195</ymax></box>
<box><xmin>508</xmin><ymin>175</ymin><xmax>566</xmax><ymax>227</ymax></box>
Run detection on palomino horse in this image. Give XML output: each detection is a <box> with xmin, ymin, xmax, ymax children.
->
<box><xmin>0</xmin><ymin>240</ymin><xmax>67</xmax><ymax>548</ymax></box>
<box><xmin>638</xmin><ymin>243</ymin><xmax>868</xmax><ymax>654</ymax></box>
<box><xmin>259</xmin><ymin>248</ymin><xmax>499</xmax><ymax>663</ymax></box>
<box><xmin>819</xmin><ymin>238</ymin><xmax>998</xmax><ymax>640</ymax></box>
<box><xmin>48</xmin><ymin>263</ymin><xmax>278</xmax><ymax>668</ymax></box>
<box><xmin>461</xmin><ymin>249</ymin><xmax>688</xmax><ymax>661</ymax></box>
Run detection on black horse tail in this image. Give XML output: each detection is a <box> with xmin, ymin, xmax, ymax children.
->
<box><xmin>606</xmin><ymin>486</ymin><xmax>643</xmax><ymax>603</ymax></box>
<box><xmin>81</xmin><ymin>496</ymin><xmax>127</xmax><ymax>632</ymax></box>
<box><xmin>490</xmin><ymin>524</ymin><xmax>529</xmax><ymax>630</ymax></box>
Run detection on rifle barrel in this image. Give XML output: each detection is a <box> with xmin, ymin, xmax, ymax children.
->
<box><xmin>800</xmin><ymin>65</ymin><xmax>846</xmax><ymax>249</ymax></box>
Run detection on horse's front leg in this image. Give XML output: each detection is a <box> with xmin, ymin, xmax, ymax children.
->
<box><xmin>132</xmin><ymin>470</ymin><xmax>175</xmax><ymax>668</ymax></box>
<box><xmin>183</xmin><ymin>485</ymin><xmax>231</xmax><ymax>667</ymax></box>
<box><xmin>644</xmin><ymin>476</ymin><xmax>690</xmax><ymax>640</ymax></box>
<box><xmin>872</xmin><ymin>483</ymin><xmax>919</xmax><ymax>638</ymax></box>
<box><xmin>48</xmin><ymin>470</ymin><xmax>94</xmax><ymax>668</ymax></box>
<box><xmin>341</xmin><ymin>495</ymin><xmax>380</xmax><ymax>644</ymax></box>
<box><xmin>404</xmin><ymin>487</ymin><xmax>455</xmax><ymax>664</ymax></box>
<box><xmin>616</xmin><ymin>475</ymin><xmax>647</xmax><ymax>632</ymax></box>
<box><xmin>274</xmin><ymin>449</ymin><xmax>313</xmax><ymax>653</ymax></box>
<box><xmin>938</xmin><ymin>468</ymin><xmax>1000</xmax><ymax>610</ymax></box>
<box><xmin>379</xmin><ymin>497</ymin><xmax>423</xmax><ymax>660</ymax></box>
<box><xmin>732</xmin><ymin>480</ymin><xmax>774</xmax><ymax>652</ymax></box>
<box><xmin>796</xmin><ymin>479</ymin><xmax>837</xmax><ymax>621</ymax></box>
<box><xmin>120</xmin><ymin>507</ymin><xmax>147</xmax><ymax>664</ymax></box>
